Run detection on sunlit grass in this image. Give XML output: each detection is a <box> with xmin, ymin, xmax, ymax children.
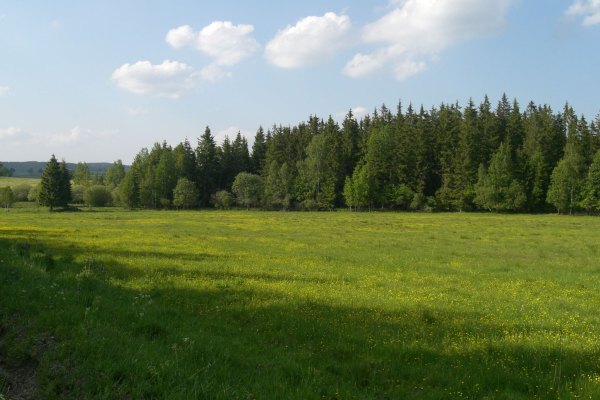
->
<box><xmin>1</xmin><ymin>209</ymin><xmax>600</xmax><ymax>398</ymax></box>
<box><xmin>0</xmin><ymin>177</ymin><xmax>40</xmax><ymax>188</ymax></box>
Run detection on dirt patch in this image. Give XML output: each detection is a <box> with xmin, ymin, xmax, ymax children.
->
<box><xmin>0</xmin><ymin>324</ymin><xmax>54</xmax><ymax>400</ymax></box>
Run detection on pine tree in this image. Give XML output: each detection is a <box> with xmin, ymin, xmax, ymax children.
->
<box><xmin>173</xmin><ymin>139</ymin><xmax>196</xmax><ymax>182</ymax></box>
<box><xmin>39</xmin><ymin>155</ymin><xmax>70</xmax><ymax>211</ymax></box>
<box><xmin>196</xmin><ymin>126</ymin><xmax>219</xmax><ymax>206</ymax></box>
<box><xmin>251</xmin><ymin>126</ymin><xmax>267</xmax><ymax>174</ymax></box>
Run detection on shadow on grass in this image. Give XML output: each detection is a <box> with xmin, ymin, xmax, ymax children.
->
<box><xmin>1</xmin><ymin>236</ymin><xmax>599</xmax><ymax>399</ymax></box>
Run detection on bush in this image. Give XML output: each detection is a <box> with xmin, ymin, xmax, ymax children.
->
<box><xmin>28</xmin><ymin>184</ymin><xmax>41</xmax><ymax>202</ymax></box>
<box><xmin>83</xmin><ymin>185</ymin><xmax>113</xmax><ymax>207</ymax></box>
<box><xmin>173</xmin><ymin>178</ymin><xmax>198</xmax><ymax>209</ymax></box>
<box><xmin>12</xmin><ymin>184</ymin><xmax>31</xmax><ymax>202</ymax></box>
<box><xmin>72</xmin><ymin>185</ymin><xmax>86</xmax><ymax>204</ymax></box>
<box><xmin>231</xmin><ymin>173</ymin><xmax>263</xmax><ymax>209</ymax></box>
<box><xmin>0</xmin><ymin>186</ymin><xmax>15</xmax><ymax>208</ymax></box>
<box><xmin>213</xmin><ymin>190</ymin><xmax>234</xmax><ymax>209</ymax></box>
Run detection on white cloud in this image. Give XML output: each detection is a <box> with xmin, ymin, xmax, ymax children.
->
<box><xmin>394</xmin><ymin>59</ymin><xmax>427</xmax><ymax>81</ymax></box>
<box><xmin>266</xmin><ymin>12</ymin><xmax>351</xmax><ymax>68</ymax></box>
<box><xmin>0</xmin><ymin>126</ymin><xmax>22</xmax><ymax>139</ymax></box>
<box><xmin>345</xmin><ymin>0</ymin><xmax>514</xmax><ymax>80</ymax></box>
<box><xmin>111</xmin><ymin>60</ymin><xmax>197</xmax><ymax>98</ymax></box>
<box><xmin>566</xmin><ymin>0</ymin><xmax>600</xmax><ymax>26</ymax></box>
<box><xmin>166</xmin><ymin>21</ymin><xmax>259</xmax><ymax>66</ymax></box>
<box><xmin>48</xmin><ymin>126</ymin><xmax>83</xmax><ymax>145</ymax></box>
<box><xmin>0</xmin><ymin>86</ymin><xmax>9</xmax><ymax>96</ymax></box>
<box><xmin>39</xmin><ymin>126</ymin><xmax>117</xmax><ymax>145</ymax></box>
<box><xmin>343</xmin><ymin>50</ymin><xmax>387</xmax><ymax>78</ymax></box>
<box><xmin>165</xmin><ymin>25</ymin><xmax>195</xmax><ymax>48</ymax></box>
<box><xmin>199</xmin><ymin>64</ymin><xmax>232</xmax><ymax>83</ymax></box>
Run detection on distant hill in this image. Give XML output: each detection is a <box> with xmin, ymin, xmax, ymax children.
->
<box><xmin>0</xmin><ymin>161</ymin><xmax>126</xmax><ymax>178</ymax></box>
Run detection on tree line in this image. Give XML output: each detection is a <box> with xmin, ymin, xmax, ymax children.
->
<box><xmin>23</xmin><ymin>95</ymin><xmax>600</xmax><ymax>214</ymax></box>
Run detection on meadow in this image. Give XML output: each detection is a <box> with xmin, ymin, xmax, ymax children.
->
<box><xmin>0</xmin><ymin>177</ymin><xmax>39</xmax><ymax>188</ymax></box>
<box><xmin>1</xmin><ymin>207</ymin><xmax>600</xmax><ymax>399</ymax></box>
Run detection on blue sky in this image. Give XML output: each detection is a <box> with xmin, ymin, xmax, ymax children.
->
<box><xmin>1</xmin><ymin>0</ymin><xmax>599</xmax><ymax>163</ymax></box>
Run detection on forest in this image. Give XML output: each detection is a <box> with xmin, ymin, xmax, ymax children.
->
<box><xmin>24</xmin><ymin>95</ymin><xmax>600</xmax><ymax>214</ymax></box>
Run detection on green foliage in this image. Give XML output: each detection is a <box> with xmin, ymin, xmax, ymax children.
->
<box><xmin>263</xmin><ymin>161</ymin><xmax>292</xmax><ymax>210</ymax></box>
<box><xmin>475</xmin><ymin>142</ymin><xmax>526</xmax><ymax>212</ymax></box>
<box><xmin>0</xmin><ymin>186</ymin><xmax>15</xmax><ymax>208</ymax></box>
<box><xmin>196</xmin><ymin>127</ymin><xmax>220</xmax><ymax>207</ymax></box>
<box><xmin>71</xmin><ymin>185</ymin><xmax>86</xmax><ymax>204</ymax></box>
<box><xmin>73</xmin><ymin>162</ymin><xmax>90</xmax><ymax>186</ymax></box>
<box><xmin>547</xmin><ymin>142</ymin><xmax>586</xmax><ymax>214</ymax></box>
<box><xmin>104</xmin><ymin>160</ymin><xmax>126</xmax><ymax>187</ymax></box>
<box><xmin>28</xmin><ymin>184</ymin><xmax>40</xmax><ymax>202</ymax></box>
<box><xmin>296</xmin><ymin>134</ymin><xmax>338</xmax><ymax>209</ymax></box>
<box><xmin>391</xmin><ymin>184</ymin><xmax>414</xmax><ymax>210</ymax></box>
<box><xmin>343</xmin><ymin>164</ymin><xmax>371</xmax><ymax>210</ymax></box>
<box><xmin>581</xmin><ymin>150</ymin><xmax>600</xmax><ymax>213</ymax></box>
<box><xmin>231</xmin><ymin>172</ymin><xmax>263</xmax><ymax>209</ymax></box>
<box><xmin>212</xmin><ymin>190</ymin><xmax>234</xmax><ymax>209</ymax></box>
<box><xmin>11</xmin><ymin>183</ymin><xmax>32</xmax><ymax>202</ymax></box>
<box><xmin>119</xmin><ymin>171</ymin><xmax>139</xmax><ymax>209</ymax></box>
<box><xmin>38</xmin><ymin>155</ymin><xmax>72</xmax><ymax>210</ymax></box>
<box><xmin>0</xmin><ymin>162</ymin><xmax>12</xmax><ymax>176</ymax></box>
<box><xmin>83</xmin><ymin>185</ymin><xmax>113</xmax><ymax>207</ymax></box>
<box><xmin>173</xmin><ymin>177</ymin><xmax>198</xmax><ymax>209</ymax></box>
<box><xmin>251</xmin><ymin>126</ymin><xmax>267</xmax><ymax>174</ymax></box>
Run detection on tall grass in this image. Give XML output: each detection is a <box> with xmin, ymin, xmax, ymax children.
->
<box><xmin>1</xmin><ymin>209</ymin><xmax>600</xmax><ymax>398</ymax></box>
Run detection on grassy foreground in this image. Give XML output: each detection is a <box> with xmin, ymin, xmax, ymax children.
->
<box><xmin>1</xmin><ymin>208</ymin><xmax>600</xmax><ymax>399</ymax></box>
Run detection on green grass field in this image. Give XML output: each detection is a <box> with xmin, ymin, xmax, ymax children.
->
<box><xmin>0</xmin><ymin>177</ymin><xmax>39</xmax><ymax>188</ymax></box>
<box><xmin>1</xmin><ymin>208</ymin><xmax>600</xmax><ymax>399</ymax></box>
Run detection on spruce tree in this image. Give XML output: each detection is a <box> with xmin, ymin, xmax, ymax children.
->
<box><xmin>251</xmin><ymin>126</ymin><xmax>267</xmax><ymax>174</ymax></box>
<box><xmin>196</xmin><ymin>126</ymin><xmax>219</xmax><ymax>206</ymax></box>
<box><xmin>39</xmin><ymin>155</ymin><xmax>68</xmax><ymax>211</ymax></box>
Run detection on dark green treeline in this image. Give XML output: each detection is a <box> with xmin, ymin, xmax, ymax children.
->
<box><xmin>116</xmin><ymin>95</ymin><xmax>600</xmax><ymax>214</ymax></box>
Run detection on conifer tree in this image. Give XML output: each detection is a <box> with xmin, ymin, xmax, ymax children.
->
<box><xmin>251</xmin><ymin>126</ymin><xmax>267</xmax><ymax>174</ymax></box>
<box><xmin>196</xmin><ymin>126</ymin><xmax>219</xmax><ymax>206</ymax></box>
<box><xmin>39</xmin><ymin>155</ymin><xmax>70</xmax><ymax>211</ymax></box>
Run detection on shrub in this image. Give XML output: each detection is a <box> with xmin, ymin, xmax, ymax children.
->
<box><xmin>213</xmin><ymin>190</ymin><xmax>234</xmax><ymax>209</ymax></box>
<box><xmin>12</xmin><ymin>184</ymin><xmax>32</xmax><ymax>202</ymax></box>
<box><xmin>84</xmin><ymin>185</ymin><xmax>113</xmax><ymax>207</ymax></box>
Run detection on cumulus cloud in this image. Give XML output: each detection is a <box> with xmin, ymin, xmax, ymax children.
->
<box><xmin>344</xmin><ymin>0</ymin><xmax>514</xmax><ymax>80</ymax></box>
<box><xmin>199</xmin><ymin>64</ymin><xmax>232</xmax><ymax>83</ymax></box>
<box><xmin>48</xmin><ymin>126</ymin><xmax>83</xmax><ymax>145</ymax></box>
<box><xmin>0</xmin><ymin>126</ymin><xmax>22</xmax><ymax>139</ymax></box>
<box><xmin>0</xmin><ymin>86</ymin><xmax>9</xmax><ymax>96</ymax></box>
<box><xmin>111</xmin><ymin>60</ymin><xmax>197</xmax><ymax>98</ymax></box>
<box><xmin>566</xmin><ymin>0</ymin><xmax>600</xmax><ymax>26</ymax></box>
<box><xmin>166</xmin><ymin>21</ymin><xmax>259</xmax><ymax>66</ymax></box>
<box><xmin>265</xmin><ymin>12</ymin><xmax>351</xmax><ymax>68</ymax></box>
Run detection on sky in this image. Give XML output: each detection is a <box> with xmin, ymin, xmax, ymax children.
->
<box><xmin>1</xmin><ymin>0</ymin><xmax>599</xmax><ymax>163</ymax></box>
